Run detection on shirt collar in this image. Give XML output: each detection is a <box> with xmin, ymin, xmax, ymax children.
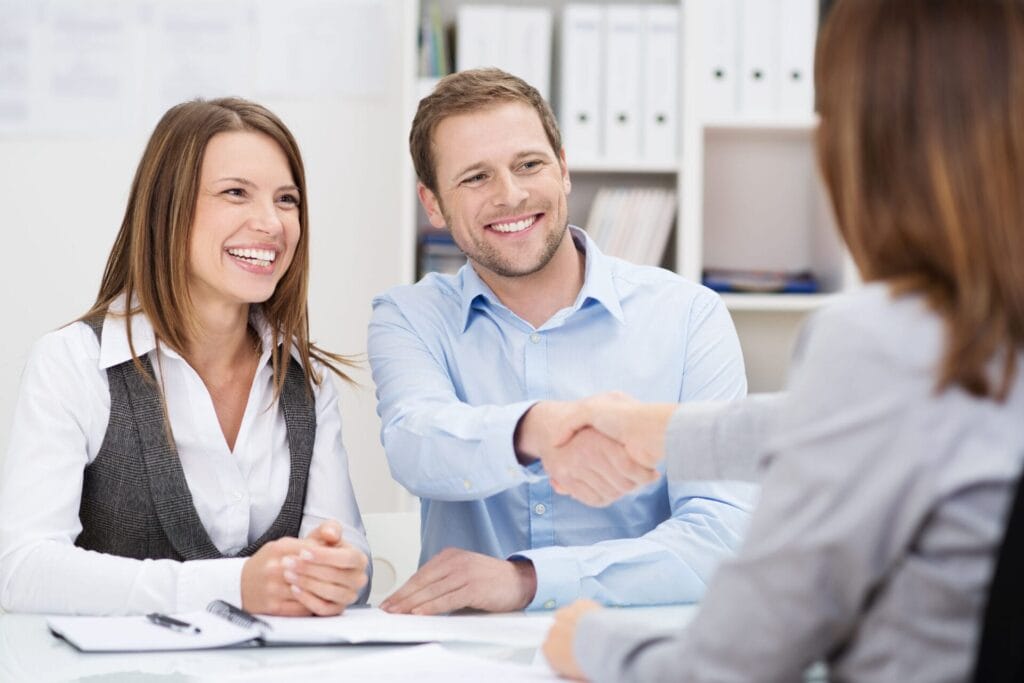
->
<box><xmin>457</xmin><ymin>225</ymin><xmax>625</xmax><ymax>332</ymax></box>
<box><xmin>98</xmin><ymin>294</ymin><xmax>284</xmax><ymax>369</ymax></box>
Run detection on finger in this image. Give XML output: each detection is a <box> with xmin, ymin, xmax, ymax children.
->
<box><xmin>293</xmin><ymin>544</ymin><xmax>368</xmax><ymax>571</ymax></box>
<box><xmin>384</xmin><ymin>573</ymin><xmax>463</xmax><ymax>614</ymax></box>
<box><xmin>287</xmin><ymin>572</ymin><xmax>358</xmax><ymax>609</ymax></box>
<box><xmin>409</xmin><ymin>585</ymin><xmax>473</xmax><ymax>615</ymax></box>
<box><xmin>559</xmin><ymin>472</ymin><xmax>609</xmax><ymax>507</ymax></box>
<box><xmin>289</xmin><ymin>582</ymin><xmax>344</xmax><ymax>616</ymax></box>
<box><xmin>380</xmin><ymin>552</ymin><xmax>458</xmax><ymax>609</ymax></box>
<box><xmin>307</xmin><ymin>520</ymin><xmax>343</xmax><ymax>545</ymax></box>
<box><xmin>289</xmin><ymin>559</ymin><xmax>368</xmax><ymax>590</ymax></box>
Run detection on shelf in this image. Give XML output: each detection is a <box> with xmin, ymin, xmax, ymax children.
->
<box><xmin>703</xmin><ymin>115</ymin><xmax>819</xmax><ymax>133</ymax></box>
<box><xmin>568</xmin><ymin>159</ymin><xmax>679</xmax><ymax>174</ymax></box>
<box><xmin>720</xmin><ymin>292</ymin><xmax>836</xmax><ymax>312</ymax></box>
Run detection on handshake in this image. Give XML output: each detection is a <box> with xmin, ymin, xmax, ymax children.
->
<box><xmin>515</xmin><ymin>393</ymin><xmax>678</xmax><ymax>507</ymax></box>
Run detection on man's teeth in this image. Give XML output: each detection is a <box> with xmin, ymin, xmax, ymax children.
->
<box><xmin>228</xmin><ymin>248</ymin><xmax>276</xmax><ymax>265</ymax></box>
<box><xmin>490</xmin><ymin>216</ymin><xmax>536</xmax><ymax>233</ymax></box>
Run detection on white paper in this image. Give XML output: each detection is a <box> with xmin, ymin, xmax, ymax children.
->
<box><xmin>211</xmin><ymin>643</ymin><xmax>560</xmax><ymax>683</ymax></box>
<box><xmin>34</xmin><ymin>0</ymin><xmax>146</xmax><ymax>135</ymax></box>
<box><xmin>0</xmin><ymin>0</ymin><xmax>36</xmax><ymax>133</ymax></box>
<box><xmin>147</xmin><ymin>0</ymin><xmax>257</xmax><ymax>119</ymax></box>
<box><xmin>255</xmin><ymin>0</ymin><xmax>388</xmax><ymax>99</ymax></box>
<box><xmin>261</xmin><ymin>607</ymin><xmax>554</xmax><ymax>648</ymax></box>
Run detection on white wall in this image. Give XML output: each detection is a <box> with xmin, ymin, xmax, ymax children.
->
<box><xmin>0</xmin><ymin>1</ymin><xmax>418</xmax><ymax>514</ymax></box>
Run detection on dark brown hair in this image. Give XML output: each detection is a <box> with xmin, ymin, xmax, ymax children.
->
<box><xmin>816</xmin><ymin>0</ymin><xmax>1024</xmax><ymax>399</ymax></box>
<box><xmin>83</xmin><ymin>97</ymin><xmax>353</xmax><ymax>394</ymax></box>
<box><xmin>409</xmin><ymin>68</ymin><xmax>562</xmax><ymax>194</ymax></box>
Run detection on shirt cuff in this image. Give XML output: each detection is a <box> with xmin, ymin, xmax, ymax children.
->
<box><xmin>467</xmin><ymin>400</ymin><xmax>545</xmax><ymax>493</ymax></box>
<box><xmin>175</xmin><ymin>557</ymin><xmax>247</xmax><ymax>612</ymax></box>
<box><xmin>510</xmin><ymin>547</ymin><xmax>580</xmax><ymax>611</ymax></box>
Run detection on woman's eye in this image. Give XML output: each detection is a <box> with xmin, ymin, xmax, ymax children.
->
<box><xmin>223</xmin><ymin>187</ymin><xmax>246</xmax><ymax>198</ymax></box>
<box><xmin>278</xmin><ymin>193</ymin><xmax>300</xmax><ymax>206</ymax></box>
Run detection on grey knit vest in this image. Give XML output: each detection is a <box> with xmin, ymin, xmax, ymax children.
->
<box><xmin>74</xmin><ymin>315</ymin><xmax>315</xmax><ymax>561</ymax></box>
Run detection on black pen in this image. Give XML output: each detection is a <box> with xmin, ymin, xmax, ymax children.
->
<box><xmin>146</xmin><ymin>612</ymin><xmax>202</xmax><ymax>635</ymax></box>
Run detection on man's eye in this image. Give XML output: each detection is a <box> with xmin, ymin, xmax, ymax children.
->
<box><xmin>462</xmin><ymin>173</ymin><xmax>487</xmax><ymax>185</ymax></box>
<box><xmin>521</xmin><ymin>160</ymin><xmax>542</xmax><ymax>170</ymax></box>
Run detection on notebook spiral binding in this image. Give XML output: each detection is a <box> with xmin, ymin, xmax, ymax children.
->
<box><xmin>207</xmin><ymin>599</ymin><xmax>272</xmax><ymax>630</ymax></box>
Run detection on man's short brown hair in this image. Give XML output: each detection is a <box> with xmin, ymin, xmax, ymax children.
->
<box><xmin>409</xmin><ymin>68</ymin><xmax>562</xmax><ymax>194</ymax></box>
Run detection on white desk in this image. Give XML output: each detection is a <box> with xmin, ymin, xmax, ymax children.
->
<box><xmin>0</xmin><ymin>606</ymin><xmax>699</xmax><ymax>682</ymax></box>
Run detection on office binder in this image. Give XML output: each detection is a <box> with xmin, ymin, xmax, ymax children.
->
<box><xmin>603</xmin><ymin>5</ymin><xmax>643</xmax><ymax>162</ymax></box>
<box><xmin>641</xmin><ymin>5</ymin><xmax>679</xmax><ymax>164</ymax></box>
<box><xmin>560</xmin><ymin>4</ymin><xmax>604</xmax><ymax>163</ymax></box>
<box><xmin>699</xmin><ymin>0</ymin><xmax>739</xmax><ymax>118</ymax></box>
<box><xmin>738</xmin><ymin>0</ymin><xmax>780</xmax><ymax>114</ymax></box>
<box><xmin>504</xmin><ymin>8</ymin><xmax>552</xmax><ymax>100</ymax></box>
<box><xmin>456</xmin><ymin>5</ymin><xmax>552</xmax><ymax>100</ymax></box>
<box><xmin>456</xmin><ymin>6</ymin><xmax>504</xmax><ymax>73</ymax></box>
<box><xmin>778</xmin><ymin>0</ymin><xmax>817</xmax><ymax>114</ymax></box>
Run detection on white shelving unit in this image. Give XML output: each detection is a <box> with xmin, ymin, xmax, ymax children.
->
<box><xmin>408</xmin><ymin>0</ymin><xmax>853</xmax><ymax>392</ymax></box>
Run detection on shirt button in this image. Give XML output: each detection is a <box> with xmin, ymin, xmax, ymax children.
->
<box><xmin>463</xmin><ymin>479</ymin><xmax>473</xmax><ymax>490</ymax></box>
<box><xmin>533</xmin><ymin>503</ymin><xmax>547</xmax><ymax>515</ymax></box>
<box><xmin>543</xmin><ymin>599</ymin><xmax>556</xmax><ymax>609</ymax></box>
<box><xmin>529</xmin><ymin>333</ymin><xmax>541</xmax><ymax>344</ymax></box>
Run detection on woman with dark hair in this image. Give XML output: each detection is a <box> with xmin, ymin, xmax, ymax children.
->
<box><xmin>0</xmin><ymin>98</ymin><xmax>370</xmax><ymax>616</ymax></box>
<box><xmin>543</xmin><ymin>0</ymin><xmax>1024</xmax><ymax>679</ymax></box>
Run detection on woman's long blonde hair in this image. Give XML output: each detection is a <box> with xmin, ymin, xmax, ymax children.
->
<box><xmin>82</xmin><ymin>97</ymin><xmax>353</xmax><ymax>394</ymax></box>
<box><xmin>816</xmin><ymin>0</ymin><xmax>1024</xmax><ymax>400</ymax></box>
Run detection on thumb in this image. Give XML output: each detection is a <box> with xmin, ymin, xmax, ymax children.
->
<box><xmin>307</xmin><ymin>520</ymin><xmax>343</xmax><ymax>545</ymax></box>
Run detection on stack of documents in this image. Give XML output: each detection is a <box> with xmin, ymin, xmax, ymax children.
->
<box><xmin>585</xmin><ymin>187</ymin><xmax>677</xmax><ymax>266</ymax></box>
<box><xmin>48</xmin><ymin>604</ymin><xmax>554</xmax><ymax>653</ymax></box>
<box><xmin>560</xmin><ymin>4</ymin><xmax>679</xmax><ymax>164</ymax></box>
<box><xmin>698</xmin><ymin>0</ymin><xmax>819</xmax><ymax>118</ymax></box>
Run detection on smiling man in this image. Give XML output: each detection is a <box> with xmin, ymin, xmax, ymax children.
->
<box><xmin>367</xmin><ymin>68</ymin><xmax>755</xmax><ymax>614</ymax></box>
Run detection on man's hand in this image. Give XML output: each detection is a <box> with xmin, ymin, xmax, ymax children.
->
<box><xmin>516</xmin><ymin>401</ymin><xmax>659</xmax><ymax>507</ymax></box>
<box><xmin>581</xmin><ymin>393</ymin><xmax>677</xmax><ymax>469</ymax></box>
<box><xmin>379</xmin><ymin>548</ymin><xmax>537</xmax><ymax>615</ymax></box>
<box><xmin>542</xmin><ymin>599</ymin><xmax>603</xmax><ymax>680</ymax></box>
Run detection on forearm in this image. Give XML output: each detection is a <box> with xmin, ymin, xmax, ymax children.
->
<box><xmin>0</xmin><ymin>540</ymin><xmax>244</xmax><ymax>615</ymax></box>
<box><xmin>666</xmin><ymin>393</ymin><xmax>787</xmax><ymax>482</ymax></box>
<box><xmin>381</xmin><ymin>399</ymin><xmax>540</xmax><ymax>499</ymax></box>
<box><xmin>517</xmin><ymin>482</ymin><xmax>756</xmax><ymax>610</ymax></box>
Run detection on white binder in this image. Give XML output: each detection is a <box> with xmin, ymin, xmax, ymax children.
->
<box><xmin>456</xmin><ymin>6</ymin><xmax>503</xmax><ymax>72</ymax></box>
<box><xmin>603</xmin><ymin>5</ymin><xmax>643</xmax><ymax>162</ymax></box>
<box><xmin>778</xmin><ymin>0</ymin><xmax>818</xmax><ymax>115</ymax></box>
<box><xmin>560</xmin><ymin>4</ymin><xmax>604</xmax><ymax>163</ymax></box>
<box><xmin>457</xmin><ymin>6</ymin><xmax>552</xmax><ymax>101</ymax></box>
<box><xmin>738</xmin><ymin>0</ymin><xmax>780</xmax><ymax>115</ymax></box>
<box><xmin>641</xmin><ymin>5</ymin><xmax>679</xmax><ymax>164</ymax></box>
<box><xmin>698</xmin><ymin>0</ymin><xmax>739</xmax><ymax>118</ymax></box>
<box><xmin>502</xmin><ymin>8</ymin><xmax>553</xmax><ymax>100</ymax></box>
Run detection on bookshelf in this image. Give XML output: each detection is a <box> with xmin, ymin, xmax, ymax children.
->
<box><xmin>407</xmin><ymin>0</ymin><xmax>852</xmax><ymax>391</ymax></box>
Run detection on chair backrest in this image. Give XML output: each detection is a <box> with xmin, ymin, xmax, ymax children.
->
<box><xmin>361</xmin><ymin>510</ymin><xmax>421</xmax><ymax>606</ymax></box>
<box><xmin>973</xmin><ymin>471</ymin><xmax>1024</xmax><ymax>682</ymax></box>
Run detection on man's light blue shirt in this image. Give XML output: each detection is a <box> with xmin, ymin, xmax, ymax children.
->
<box><xmin>368</xmin><ymin>227</ymin><xmax>756</xmax><ymax>610</ymax></box>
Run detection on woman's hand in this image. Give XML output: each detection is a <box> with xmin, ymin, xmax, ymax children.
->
<box><xmin>543</xmin><ymin>599</ymin><xmax>603</xmax><ymax>680</ymax></box>
<box><xmin>240</xmin><ymin>521</ymin><xmax>369</xmax><ymax>616</ymax></box>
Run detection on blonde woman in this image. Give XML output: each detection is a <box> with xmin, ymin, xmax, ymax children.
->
<box><xmin>0</xmin><ymin>98</ymin><xmax>369</xmax><ymax>616</ymax></box>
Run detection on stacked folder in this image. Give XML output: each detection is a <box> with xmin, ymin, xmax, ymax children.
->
<box><xmin>560</xmin><ymin>4</ymin><xmax>679</xmax><ymax>165</ymax></box>
<box><xmin>698</xmin><ymin>0</ymin><xmax>819</xmax><ymax>119</ymax></box>
<box><xmin>456</xmin><ymin>5</ymin><xmax>552</xmax><ymax>100</ymax></box>
<box><xmin>585</xmin><ymin>187</ymin><xmax>677</xmax><ymax>266</ymax></box>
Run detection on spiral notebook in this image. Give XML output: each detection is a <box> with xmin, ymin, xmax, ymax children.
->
<box><xmin>47</xmin><ymin>600</ymin><xmax>554</xmax><ymax>652</ymax></box>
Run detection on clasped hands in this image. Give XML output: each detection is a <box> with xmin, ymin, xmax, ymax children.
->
<box><xmin>516</xmin><ymin>392</ymin><xmax>678</xmax><ymax>507</ymax></box>
<box><xmin>240</xmin><ymin>520</ymin><xmax>369</xmax><ymax>616</ymax></box>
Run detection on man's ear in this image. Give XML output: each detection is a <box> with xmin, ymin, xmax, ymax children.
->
<box><xmin>558</xmin><ymin>148</ymin><xmax>571</xmax><ymax>195</ymax></box>
<box><xmin>417</xmin><ymin>182</ymin><xmax>448</xmax><ymax>229</ymax></box>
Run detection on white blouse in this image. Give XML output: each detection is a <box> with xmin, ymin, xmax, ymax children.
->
<box><xmin>0</xmin><ymin>299</ymin><xmax>369</xmax><ymax>615</ymax></box>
